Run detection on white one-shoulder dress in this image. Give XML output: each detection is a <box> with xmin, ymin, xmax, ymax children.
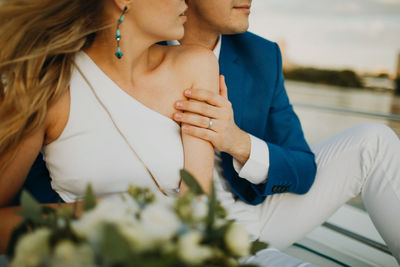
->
<box><xmin>43</xmin><ymin>52</ymin><xmax>184</xmax><ymax>202</ymax></box>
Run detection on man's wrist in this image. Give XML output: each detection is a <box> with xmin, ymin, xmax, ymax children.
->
<box><xmin>230</xmin><ymin>128</ymin><xmax>251</xmax><ymax>165</ymax></box>
<box><xmin>232</xmin><ymin>134</ymin><xmax>270</xmax><ymax>184</ymax></box>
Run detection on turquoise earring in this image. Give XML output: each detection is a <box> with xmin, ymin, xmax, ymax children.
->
<box><xmin>115</xmin><ymin>6</ymin><xmax>127</xmax><ymax>59</ymax></box>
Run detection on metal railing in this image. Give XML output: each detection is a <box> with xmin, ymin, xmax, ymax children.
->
<box><xmin>322</xmin><ymin>222</ymin><xmax>392</xmax><ymax>255</ymax></box>
<box><xmin>293</xmin><ymin>102</ymin><xmax>400</xmax><ymax>121</ymax></box>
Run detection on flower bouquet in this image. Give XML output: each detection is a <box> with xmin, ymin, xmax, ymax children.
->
<box><xmin>6</xmin><ymin>170</ymin><xmax>268</xmax><ymax>267</ymax></box>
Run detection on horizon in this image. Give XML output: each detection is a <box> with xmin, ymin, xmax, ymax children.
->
<box><xmin>248</xmin><ymin>0</ymin><xmax>400</xmax><ymax>77</ymax></box>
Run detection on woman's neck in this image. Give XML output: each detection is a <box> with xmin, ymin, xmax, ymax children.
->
<box><xmin>84</xmin><ymin>29</ymin><xmax>161</xmax><ymax>87</ymax></box>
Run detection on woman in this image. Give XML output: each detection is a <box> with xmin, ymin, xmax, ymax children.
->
<box><xmin>0</xmin><ymin>0</ymin><xmax>219</xmax><ymax>206</ymax></box>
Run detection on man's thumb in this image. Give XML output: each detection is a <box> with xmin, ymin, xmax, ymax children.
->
<box><xmin>219</xmin><ymin>75</ymin><xmax>228</xmax><ymax>98</ymax></box>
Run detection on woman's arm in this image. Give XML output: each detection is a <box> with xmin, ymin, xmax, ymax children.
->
<box><xmin>0</xmin><ymin>89</ymin><xmax>69</xmax><ymax>207</ymax></box>
<box><xmin>0</xmin><ymin>130</ymin><xmax>44</xmax><ymax>251</ymax></box>
<box><xmin>0</xmin><ymin>206</ymin><xmax>23</xmax><ymax>253</ymax></box>
<box><xmin>176</xmin><ymin>47</ymin><xmax>220</xmax><ymax>195</ymax></box>
<box><xmin>0</xmin><ymin>129</ymin><xmax>44</xmax><ymax>207</ymax></box>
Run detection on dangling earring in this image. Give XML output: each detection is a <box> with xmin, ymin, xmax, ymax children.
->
<box><xmin>115</xmin><ymin>6</ymin><xmax>127</xmax><ymax>59</ymax></box>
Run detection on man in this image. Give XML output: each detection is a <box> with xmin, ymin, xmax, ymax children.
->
<box><xmin>170</xmin><ymin>0</ymin><xmax>400</xmax><ymax>262</ymax></box>
<box><xmin>12</xmin><ymin>0</ymin><xmax>400</xmax><ymax>262</ymax></box>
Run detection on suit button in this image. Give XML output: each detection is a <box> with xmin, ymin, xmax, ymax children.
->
<box><xmin>272</xmin><ymin>186</ymin><xmax>279</xmax><ymax>193</ymax></box>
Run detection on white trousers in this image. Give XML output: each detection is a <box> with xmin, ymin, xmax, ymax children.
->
<box><xmin>217</xmin><ymin>123</ymin><xmax>400</xmax><ymax>264</ymax></box>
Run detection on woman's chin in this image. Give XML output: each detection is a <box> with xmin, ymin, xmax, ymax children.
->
<box><xmin>158</xmin><ymin>27</ymin><xmax>185</xmax><ymax>42</ymax></box>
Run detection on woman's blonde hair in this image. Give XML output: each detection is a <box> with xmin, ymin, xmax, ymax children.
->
<box><xmin>0</xmin><ymin>0</ymin><xmax>106</xmax><ymax>171</ymax></box>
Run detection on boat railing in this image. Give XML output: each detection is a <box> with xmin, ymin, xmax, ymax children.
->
<box><xmin>293</xmin><ymin>102</ymin><xmax>400</xmax><ymax>121</ymax></box>
<box><xmin>322</xmin><ymin>222</ymin><xmax>392</xmax><ymax>255</ymax></box>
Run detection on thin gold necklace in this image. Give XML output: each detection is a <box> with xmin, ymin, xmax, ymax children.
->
<box><xmin>73</xmin><ymin>62</ymin><xmax>168</xmax><ymax>196</ymax></box>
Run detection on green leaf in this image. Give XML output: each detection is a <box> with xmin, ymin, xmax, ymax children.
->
<box><xmin>6</xmin><ymin>220</ymin><xmax>32</xmax><ymax>258</ymax></box>
<box><xmin>250</xmin><ymin>240</ymin><xmax>269</xmax><ymax>255</ymax></box>
<box><xmin>83</xmin><ymin>184</ymin><xmax>96</xmax><ymax>211</ymax></box>
<box><xmin>100</xmin><ymin>223</ymin><xmax>133</xmax><ymax>265</ymax></box>
<box><xmin>204</xmin><ymin>222</ymin><xmax>231</xmax><ymax>245</ymax></box>
<box><xmin>206</xmin><ymin>183</ymin><xmax>217</xmax><ymax>230</ymax></box>
<box><xmin>180</xmin><ymin>169</ymin><xmax>204</xmax><ymax>195</ymax></box>
<box><xmin>20</xmin><ymin>191</ymin><xmax>43</xmax><ymax>223</ymax></box>
<box><xmin>127</xmin><ymin>185</ymin><xmax>155</xmax><ymax>204</ymax></box>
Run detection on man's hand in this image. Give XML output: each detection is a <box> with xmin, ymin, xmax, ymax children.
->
<box><xmin>174</xmin><ymin>75</ymin><xmax>251</xmax><ymax>165</ymax></box>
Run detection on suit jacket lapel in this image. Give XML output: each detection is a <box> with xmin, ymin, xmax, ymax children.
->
<box><xmin>219</xmin><ymin>35</ymin><xmax>252</xmax><ymax>129</ymax></box>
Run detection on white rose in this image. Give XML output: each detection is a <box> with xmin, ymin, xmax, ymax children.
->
<box><xmin>11</xmin><ymin>228</ymin><xmax>51</xmax><ymax>267</ymax></box>
<box><xmin>224</xmin><ymin>223</ymin><xmax>251</xmax><ymax>257</ymax></box>
<box><xmin>118</xmin><ymin>223</ymin><xmax>153</xmax><ymax>252</ymax></box>
<box><xmin>177</xmin><ymin>231</ymin><xmax>213</xmax><ymax>265</ymax></box>
<box><xmin>72</xmin><ymin>196</ymin><xmax>139</xmax><ymax>238</ymax></box>
<box><xmin>191</xmin><ymin>196</ymin><xmax>208</xmax><ymax>221</ymax></box>
<box><xmin>52</xmin><ymin>241</ymin><xmax>95</xmax><ymax>267</ymax></box>
<box><xmin>54</xmin><ymin>240</ymin><xmax>76</xmax><ymax>261</ymax></box>
<box><xmin>140</xmin><ymin>202</ymin><xmax>180</xmax><ymax>242</ymax></box>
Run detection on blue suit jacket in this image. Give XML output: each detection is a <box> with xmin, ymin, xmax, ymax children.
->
<box><xmin>218</xmin><ymin>32</ymin><xmax>316</xmax><ymax>204</ymax></box>
<box><xmin>15</xmin><ymin>32</ymin><xmax>316</xmax><ymax>206</ymax></box>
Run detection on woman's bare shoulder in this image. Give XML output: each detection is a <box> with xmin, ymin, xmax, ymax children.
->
<box><xmin>163</xmin><ymin>44</ymin><xmax>219</xmax><ymax>92</ymax></box>
<box><xmin>165</xmin><ymin>44</ymin><xmax>218</xmax><ymax>68</ymax></box>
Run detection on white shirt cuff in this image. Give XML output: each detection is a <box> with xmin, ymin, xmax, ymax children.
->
<box><xmin>232</xmin><ymin>134</ymin><xmax>270</xmax><ymax>184</ymax></box>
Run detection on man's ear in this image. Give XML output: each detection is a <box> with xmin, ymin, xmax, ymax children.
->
<box><xmin>112</xmin><ymin>0</ymin><xmax>133</xmax><ymax>12</ymax></box>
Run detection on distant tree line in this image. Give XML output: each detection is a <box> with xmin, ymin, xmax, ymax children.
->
<box><xmin>284</xmin><ymin>67</ymin><xmax>364</xmax><ymax>88</ymax></box>
<box><xmin>395</xmin><ymin>77</ymin><xmax>400</xmax><ymax>95</ymax></box>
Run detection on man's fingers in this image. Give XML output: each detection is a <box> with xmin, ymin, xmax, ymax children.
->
<box><xmin>181</xmin><ymin>124</ymin><xmax>216</xmax><ymax>143</ymax></box>
<box><xmin>219</xmin><ymin>75</ymin><xmax>228</xmax><ymax>99</ymax></box>
<box><xmin>175</xmin><ymin>100</ymin><xmax>218</xmax><ymax>118</ymax></box>
<box><xmin>184</xmin><ymin>88</ymin><xmax>225</xmax><ymax>107</ymax></box>
<box><xmin>174</xmin><ymin>112</ymin><xmax>217</xmax><ymax>131</ymax></box>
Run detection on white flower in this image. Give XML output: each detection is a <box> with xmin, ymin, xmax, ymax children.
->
<box><xmin>177</xmin><ymin>231</ymin><xmax>213</xmax><ymax>265</ymax></box>
<box><xmin>140</xmin><ymin>202</ymin><xmax>180</xmax><ymax>242</ymax></box>
<box><xmin>72</xmin><ymin>196</ymin><xmax>139</xmax><ymax>238</ymax></box>
<box><xmin>215</xmin><ymin>218</ymin><xmax>227</xmax><ymax>228</ymax></box>
<box><xmin>224</xmin><ymin>223</ymin><xmax>251</xmax><ymax>257</ymax></box>
<box><xmin>191</xmin><ymin>195</ymin><xmax>208</xmax><ymax>221</ymax></box>
<box><xmin>11</xmin><ymin>228</ymin><xmax>51</xmax><ymax>267</ymax></box>
<box><xmin>118</xmin><ymin>223</ymin><xmax>153</xmax><ymax>252</ymax></box>
<box><xmin>52</xmin><ymin>241</ymin><xmax>95</xmax><ymax>267</ymax></box>
<box><xmin>54</xmin><ymin>240</ymin><xmax>75</xmax><ymax>261</ymax></box>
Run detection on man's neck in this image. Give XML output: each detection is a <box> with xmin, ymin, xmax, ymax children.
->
<box><xmin>180</xmin><ymin>15</ymin><xmax>220</xmax><ymax>51</ymax></box>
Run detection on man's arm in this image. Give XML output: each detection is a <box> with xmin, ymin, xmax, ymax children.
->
<box><xmin>173</xmin><ymin>42</ymin><xmax>316</xmax><ymax>198</ymax></box>
<box><xmin>250</xmin><ymin>43</ymin><xmax>316</xmax><ymax>195</ymax></box>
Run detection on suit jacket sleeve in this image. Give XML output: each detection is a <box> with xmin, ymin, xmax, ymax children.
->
<box><xmin>250</xmin><ymin>43</ymin><xmax>317</xmax><ymax>196</ymax></box>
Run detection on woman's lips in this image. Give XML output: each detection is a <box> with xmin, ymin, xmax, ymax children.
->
<box><xmin>179</xmin><ymin>14</ymin><xmax>187</xmax><ymax>22</ymax></box>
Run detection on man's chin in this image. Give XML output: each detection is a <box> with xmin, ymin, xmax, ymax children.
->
<box><xmin>222</xmin><ymin>24</ymin><xmax>249</xmax><ymax>35</ymax></box>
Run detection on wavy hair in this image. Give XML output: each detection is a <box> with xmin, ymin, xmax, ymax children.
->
<box><xmin>0</xmin><ymin>0</ymin><xmax>107</xmax><ymax>171</ymax></box>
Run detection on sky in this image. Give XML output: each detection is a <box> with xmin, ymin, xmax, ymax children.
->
<box><xmin>248</xmin><ymin>0</ymin><xmax>400</xmax><ymax>76</ymax></box>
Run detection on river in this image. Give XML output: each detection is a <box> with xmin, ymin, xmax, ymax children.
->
<box><xmin>286</xmin><ymin>80</ymin><xmax>400</xmax><ymax>145</ymax></box>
